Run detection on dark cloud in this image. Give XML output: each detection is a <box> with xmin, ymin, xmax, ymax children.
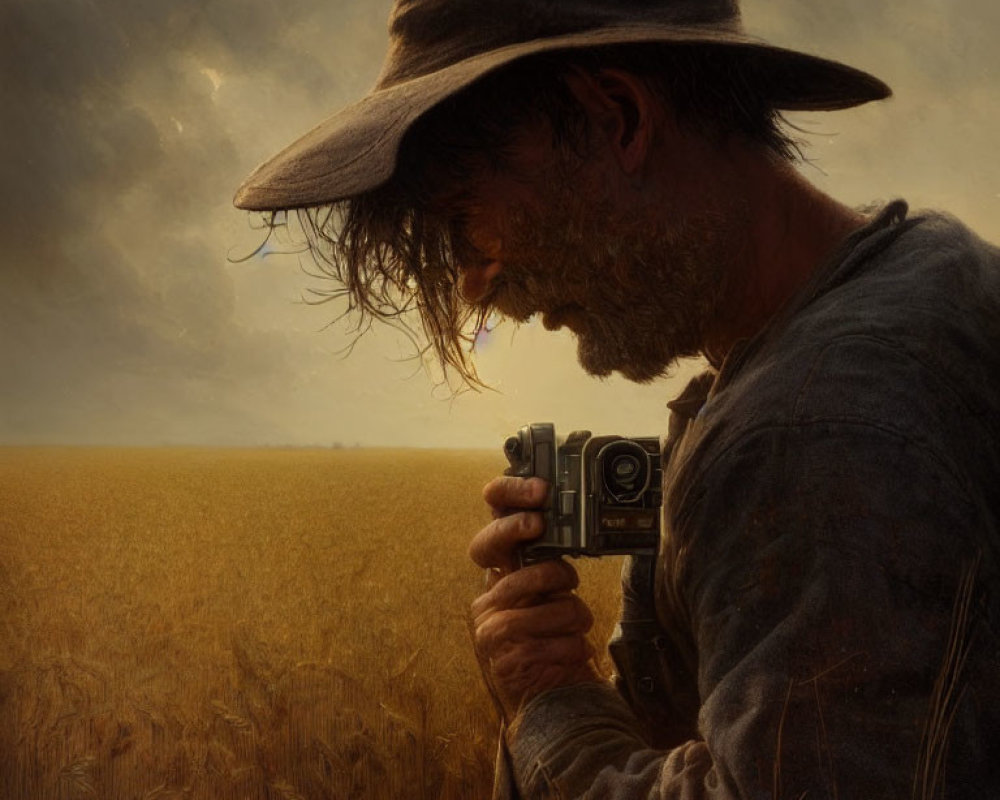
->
<box><xmin>0</xmin><ymin>0</ymin><xmax>390</xmax><ymax>444</ymax></box>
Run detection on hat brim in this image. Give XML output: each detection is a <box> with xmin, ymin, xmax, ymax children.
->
<box><xmin>234</xmin><ymin>24</ymin><xmax>891</xmax><ymax>211</ymax></box>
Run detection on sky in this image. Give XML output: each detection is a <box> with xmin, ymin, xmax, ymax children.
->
<box><xmin>1</xmin><ymin>0</ymin><xmax>998</xmax><ymax>448</ymax></box>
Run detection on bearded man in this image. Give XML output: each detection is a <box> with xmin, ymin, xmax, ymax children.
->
<box><xmin>234</xmin><ymin>1</ymin><xmax>1000</xmax><ymax>797</ymax></box>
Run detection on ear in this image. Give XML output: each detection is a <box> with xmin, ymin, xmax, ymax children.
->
<box><xmin>563</xmin><ymin>66</ymin><xmax>656</xmax><ymax>175</ymax></box>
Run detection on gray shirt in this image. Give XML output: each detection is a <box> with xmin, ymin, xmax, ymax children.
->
<box><xmin>501</xmin><ymin>202</ymin><xmax>1000</xmax><ymax>799</ymax></box>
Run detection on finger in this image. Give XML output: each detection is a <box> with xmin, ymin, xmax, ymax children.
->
<box><xmin>474</xmin><ymin>595</ymin><xmax>595</xmax><ymax>652</ymax></box>
<box><xmin>468</xmin><ymin>510</ymin><xmax>545</xmax><ymax>570</ymax></box>
<box><xmin>471</xmin><ymin>560</ymin><xmax>578</xmax><ymax>617</ymax></box>
<box><xmin>482</xmin><ymin>476</ymin><xmax>549</xmax><ymax>512</ymax></box>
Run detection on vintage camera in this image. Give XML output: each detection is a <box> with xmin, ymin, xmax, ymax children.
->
<box><xmin>502</xmin><ymin>423</ymin><xmax>661</xmax><ymax>564</ymax></box>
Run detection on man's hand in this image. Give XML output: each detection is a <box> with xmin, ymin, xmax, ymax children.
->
<box><xmin>469</xmin><ymin>475</ymin><xmax>602</xmax><ymax>720</ymax></box>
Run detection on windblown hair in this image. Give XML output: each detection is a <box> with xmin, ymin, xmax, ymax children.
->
<box><xmin>275</xmin><ymin>44</ymin><xmax>802</xmax><ymax>389</ymax></box>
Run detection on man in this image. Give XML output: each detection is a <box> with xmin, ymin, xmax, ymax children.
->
<box><xmin>234</xmin><ymin>1</ymin><xmax>1000</xmax><ymax>797</ymax></box>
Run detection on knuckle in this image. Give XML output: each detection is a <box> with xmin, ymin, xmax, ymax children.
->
<box><xmin>483</xmin><ymin>610</ymin><xmax>518</xmax><ymax>646</ymax></box>
<box><xmin>470</xmin><ymin>591</ymin><xmax>492</xmax><ymax>619</ymax></box>
<box><xmin>473</xmin><ymin>624</ymin><xmax>491</xmax><ymax>654</ymax></box>
<box><xmin>488</xmin><ymin>516</ymin><xmax>509</xmax><ymax>543</ymax></box>
<box><xmin>523</xmin><ymin>477</ymin><xmax>546</xmax><ymax>501</ymax></box>
<box><xmin>475</xmin><ymin>615</ymin><xmax>502</xmax><ymax>652</ymax></box>
<box><xmin>498</xmin><ymin>572</ymin><xmax>538</xmax><ymax>609</ymax></box>
<box><xmin>503</xmin><ymin>475</ymin><xmax>525</xmax><ymax>497</ymax></box>
<box><xmin>520</xmin><ymin>512</ymin><xmax>542</xmax><ymax>537</ymax></box>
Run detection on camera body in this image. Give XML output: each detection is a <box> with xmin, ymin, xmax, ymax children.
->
<box><xmin>502</xmin><ymin>423</ymin><xmax>661</xmax><ymax>564</ymax></box>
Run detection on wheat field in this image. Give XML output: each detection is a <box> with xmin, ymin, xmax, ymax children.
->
<box><xmin>0</xmin><ymin>447</ymin><xmax>623</xmax><ymax>799</ymax></box>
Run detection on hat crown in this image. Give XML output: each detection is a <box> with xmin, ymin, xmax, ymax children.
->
<box><xmin>377</xmin><ymin>0</ymin><xmax>741</xmax><ymax>88</ymax></box>
<box><xmin>235</xmin><ymin>0</ymin><xmax>889</xmax><ymax>211</ymax></box>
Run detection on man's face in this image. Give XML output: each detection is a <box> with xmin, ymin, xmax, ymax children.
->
<box><xmin>434</xmin><ymin>119</ymin><xmax>735</xmax><ymax>382</ymax></box>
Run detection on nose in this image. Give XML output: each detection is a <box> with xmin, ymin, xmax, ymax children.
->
<box><xmin>459</xmin><ymin>259</ymin><xmax>502</xmax><ymax>304</ymax></box>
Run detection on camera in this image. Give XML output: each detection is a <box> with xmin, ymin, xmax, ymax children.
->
<box><xmin>502</xmin><ymin>423</ymin><xmax>661</xmax><ymax>564</ymax></box>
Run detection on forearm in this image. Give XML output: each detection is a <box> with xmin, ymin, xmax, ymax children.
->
<box><xmin>507</xmin><ymin>682</ymin><xmax>715</xmax><ymax>799</ymax></box>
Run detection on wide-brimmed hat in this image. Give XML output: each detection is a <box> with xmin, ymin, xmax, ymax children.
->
<box><xmin>234</xmin><ymin>0</ymin><xmax>890</xmax><ymax>211</ymax></box>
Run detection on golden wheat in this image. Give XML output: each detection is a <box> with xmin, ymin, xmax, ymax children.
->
<box><xmin>0</xmin><ymin>447</ymin><xmax>623</xmax><ymax>799</ymax></box>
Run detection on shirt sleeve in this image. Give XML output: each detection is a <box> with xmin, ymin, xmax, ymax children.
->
<box><xmin>506</xmin><ymin>414</ymin><xmax>986</xmax><ymax>799</ymax></box>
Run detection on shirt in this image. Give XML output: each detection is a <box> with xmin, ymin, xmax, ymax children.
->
<box><xmin>501</xmin><ymin>202</ymin><xmax>1000</xmax><ymax>799</ymax></box>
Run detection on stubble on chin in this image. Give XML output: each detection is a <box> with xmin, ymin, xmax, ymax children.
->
<box><xmin>477</xmin><ymin>195</ymin><xmax>737</xmax><ymax>383</ymax></box>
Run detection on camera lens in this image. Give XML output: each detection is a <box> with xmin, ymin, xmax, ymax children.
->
<box><xmin>598</xmin><ymin>441</ymin><xmax>650</xmax><ymax>503</ymax></box>
<box><xmin>611</xmin><ymin>454</ymin><xmax>640</xmax><ymax>482</ymax></box>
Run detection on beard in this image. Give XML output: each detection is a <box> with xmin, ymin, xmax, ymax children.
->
<box><xmin>479</xmin><ymin>182</ymin><xmax>739</xmax><ymax>382</ymax></box>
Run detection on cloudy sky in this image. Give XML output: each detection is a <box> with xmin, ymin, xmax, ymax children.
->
<box><xmin>2</xmin><ymin>0</ymin><xmax>998</xmax><ymax>448</ymax></box>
